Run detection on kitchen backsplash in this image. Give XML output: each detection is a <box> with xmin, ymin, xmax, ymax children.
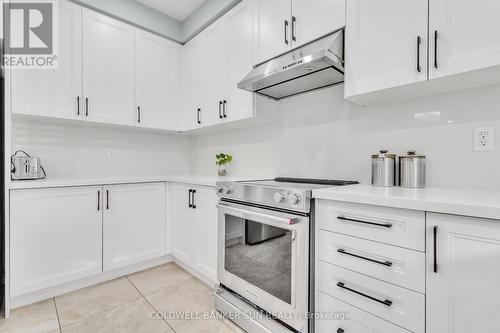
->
<box><xmin>11</xmin><ymin>118</ymin><xmax>193</xmax><ymax>179</ymax></box>
<box><xmin>12</xmin><ymin>83</ymin><xmax>500</xmax><ymax>189</ymax></box>
<box><xmin>191</xmin><ymin>83</ymin><xmax>500</xmax><ymax>190</ymax></box>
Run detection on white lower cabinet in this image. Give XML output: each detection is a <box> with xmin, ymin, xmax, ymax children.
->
<box><xmin>317</xmin><ymin>292</ymin><xmax>412</xmax><ymax>333</ymax></box>
<box><xmin>426</xmin><ymin>213</ymin><xmax>500</xmax><ymax>333</ymax></box>
<box><xmin>171</xmin><ymin>183</ymin><xmax>218</xmax><ymax>282</ymax></box>
<box><xmin>10</xmin><ymin>186</ymin><xmax>103</xmax><ymax>297</ymax></box>
<box><xmin>10</xmin><ymin>182</ymin><xmax>167</xmax><ymax>298</ymax></box>
<box><xmin>103</xmin><ymin>183</ymin><xmax>166</xmax><ymax>271</ymax></box>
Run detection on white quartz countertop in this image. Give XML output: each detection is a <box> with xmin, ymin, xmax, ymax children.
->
<box><xmin>313</xmin><ymin>184</ymin><xmax>500</xmax><ymax>220</ymax></box>
<box><xmin>8</xmin><ymin>174</ymin><xmax>248</xmax><ymax>190</ymax></box>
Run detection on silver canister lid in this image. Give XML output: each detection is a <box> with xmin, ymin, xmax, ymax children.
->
<box><xmin>399</xmin><ymin>150</ymin><xmax>425</xmax><ymax>160</ymax></box>
<box><xmin>372</xmin><ymin>149</ymin><xmax>396</xmax><ymax>159</ymax></box>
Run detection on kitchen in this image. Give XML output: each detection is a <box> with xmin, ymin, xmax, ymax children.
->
<box><xmin>2</xmin><ymin>0</ymin><xmax>500</xmax><ymax>332</ymax></box>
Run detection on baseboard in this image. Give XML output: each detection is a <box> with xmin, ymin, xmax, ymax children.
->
<box><xmin>10</xmin><ymin>255</ymin><xmax>174</xmax><ymax>309</ymax></box>
<box><xmin>173</xmin><ymin>257</ymin><xmax>218</xmax><ymax>290</ymax></box>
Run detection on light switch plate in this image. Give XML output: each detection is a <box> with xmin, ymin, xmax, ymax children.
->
<box><xmin>473</xmin><ymin>127</ymin><xmax>495</xmax><ymax>152</ymax></box>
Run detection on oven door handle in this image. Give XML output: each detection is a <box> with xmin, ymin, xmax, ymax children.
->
<box><xmin>216</xmin><ymin>204</ymin><xmax>301</xmax><ymax>225</ymax></box>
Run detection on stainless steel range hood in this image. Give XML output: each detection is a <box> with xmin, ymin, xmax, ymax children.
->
<box><xmin>238</xmin><ymin>29</ymin><xmax>344</xmax><ymax>100</ymax></box>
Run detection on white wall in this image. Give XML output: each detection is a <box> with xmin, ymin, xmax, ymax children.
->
<box><xmin>11</xmin><ymin>117</ymin><xmax>193</xmax><ymax>179</ymax></box>
<box><xmin>191</xmin><ymin>84</ymin><xmax>500</xmax><ymax>190</ymax></box>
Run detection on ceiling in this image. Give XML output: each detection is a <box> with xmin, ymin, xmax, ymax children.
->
<box><xmin>136</xmin><ymin>0</ymin><xmax>207</xmax><ymax>22</ymax></box>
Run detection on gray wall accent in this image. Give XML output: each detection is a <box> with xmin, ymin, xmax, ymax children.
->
<box><xmin>72</xmin><ymin>0</ymin><xmax>241</xmax><ymax>44</ymax></box>
<box><xmin>182</xmin><ymin>0</ymin><xmax>241</xmax><ymax>42</ymax></box>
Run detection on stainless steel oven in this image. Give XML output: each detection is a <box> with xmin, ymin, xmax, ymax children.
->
<box><xmin>214</xmin><ymin>178</ymin><xmax>358</xmax><ymax>333</ymax></box>
<box><xmin>217</xmin><ymin>200</ymin><xmax>309</xmax><ymax>332</ymax></box>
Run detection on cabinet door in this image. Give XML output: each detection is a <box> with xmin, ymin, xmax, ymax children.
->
<box><xmin>225</xmin><ymin>1</ymin><xmax>255</xmax><ymax>123</ymax></box>
<box><xmin>103</xmin><ymin>183</ymin><xmax>166</xmax><ymax>271</ymax></box>
<box><xmin>254</xmin><ymin>0</ymin><xmax>292</xmax><ymax>64</ymax></box>
<box><xmin>136</xmin><ymin>30</ymin><xmax>181</xmax><ymax>130</ymax></box>
<box><xmin>198</xmin><ymin>21</ymin><xmax>228</xmax><ymax>127</ymax></box>
<box><xmin>11</xmin><ymin>0</ymin><xmax>82</xmax><ymax>120</ymax></box>
<box><xmin>345</xmin><ymin>0</ymin><xmax>428</xmax><ymax>98</ymax></box>
<box><xmin>429</xmin><ymin>0</ymin><xmax>500</xmax><ymax>79</ymax></box>
<box><xmin>291</xmin><ymin>0</ymin><xmax>345</xmax><ymax>48</ymax></box>
<box><xmin>82</xmin><ymin>9</ymin><xmax>135</xmax><ymax>126</ymax></box>
<box><xmin>193</xmin><ymin>187</ymin><xmax>218</xmax><ymax>282</ymax></box>
<box><xmin>427</xmin><ymin>213</ymin><xmax>500</xmax><ymax>333</ymax></box>
<box><xmin>171</xmin><ymin>184</ymin><xmax>196</xmax><ymax>265</ymax></box>
<box><xmin>10</xmin><ymin>187</ymin><xmax>102</xmax><ymax>297</ymax></box>
<box><xmin>181</xmin><ymin>38</ymin><xmax>204</xmax><ymax>130</ymax></box>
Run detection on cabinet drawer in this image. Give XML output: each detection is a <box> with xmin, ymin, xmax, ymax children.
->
<box><xmin>316</xmin><ymin>292</ymin><xmax>412</xmax><ymax>333</ymax></box>
<box><xmin>318</xmin><ymin>261</ymin><xmax>425</xmax><ymax>333</ymax></box>
<box><xmin>318</xmin><ymin>231</ymin><xmax>425</xmax><ymax>293</ymax></box>
<box><xmin>317</xmin><ymin>200</ymin><xmax>425</xmax><ymax>251</ymax></box>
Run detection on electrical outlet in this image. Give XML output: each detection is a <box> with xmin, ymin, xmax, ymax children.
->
<box><xmin>473</xmin><ymin>127</ymin><xmax>495</xmax><ymax>152</ymax></box>
<box><xmin>107</xmin><ymin>148</ymin><xmax>117</xmax><ymax>160</ymax></box>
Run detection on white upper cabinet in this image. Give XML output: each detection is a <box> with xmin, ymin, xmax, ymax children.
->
<box><xmin>345</xmin><ymin>0</ymin><xmax>428</xmax><ymax>99</ymax></box>
<box><xmin>82</xmin><ymin>9</ymin><xmax>136</xmax><ymax>126</ymax></box>
<box><xmin>426</xmin><ymin>213</ymin><xmax>500</xmax><ymax>333</ymax></box>
<box><xmin>182</xmin><ymin>0</ymin><xmax>255</xmax><ymax>130</ymax></box>
<box><xmin>11</xmin><ymin>0</ymin><xmax>82</xmax><ymax>119</ymax></box>
<box><xmin>10</xmin><ymin>187</ymin><xmax>102</xmax><ymax>297</ymax></box>
<box><xmin>429</xmin><ymin>0</ymin><xmax>500</xmax><ymax>79</ymax></box>
<box><xmin>254</xmin><ymin>0</ymin><xmax>344</xmax><ymax>64</ymax></box>
<box><xmin>136</xmin><ymin>30</ymin><xmax>181</xmax><ymax>130</ymax></box>
<box><xmin>102</xmin><ymin>183</ymin><xmax>166</xmax><ymax>271</ymax></box>
<box><xmin>291</xmin><ymin>0</ymin><xmax>345</xmax><ymax>48</ymax></box>
<box><xmin>225</xmin><ymin>0</ymin><xmax>255</xmax><ymax>122</ymax></box>
<box><xmin>198</xmin><ymin>20</ymin><xmax>228</xmax><ymax>127</ymax></box>
<box><xmin>254</xmin><ymin>0</ymin><xmax>292</xmax><ymax>65</ymax></box>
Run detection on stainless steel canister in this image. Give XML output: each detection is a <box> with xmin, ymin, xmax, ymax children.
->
<box><xmin>399</xmin><ymin>150</ymin><xmax>426</xmax><ymax>188</ymax></box>
<box><xmin>371</xmin><ymin>150</ymin><xmax>396</xmax><ymax>187</ymax></box>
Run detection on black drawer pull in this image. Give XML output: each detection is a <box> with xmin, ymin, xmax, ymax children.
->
<box><xmin>433</xmin><ymin>225</ymin><xmax>438</xmax><ymax>273</ymax></box>
<box><xmin>416</xmin><ymin>36</ymin><xmax>422</xmax><ymax>72</ymax></box>
<box><xmin>337</xmin><ymin>329</ymin><xmax>345</xmax><ymax>333</ymax></box>
<box><xmin>337</xmin><ymin>249</ymin><xmax>393</xmax><ymax>267</ymax></box>
<box><xmin>337</xmin><ymin>282</ymin><xmax>392</xmax><ymax>307</ymax></box>
<box><xmin>337</xmin><ymin>216</ymin><xmax>392</xmax><ymax>228</ymax></box>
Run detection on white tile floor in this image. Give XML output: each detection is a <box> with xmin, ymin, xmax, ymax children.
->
<box><xmin>0</xmin><ymin>263</ymin><xmax>244</xmax><ymax>333</ymax></box>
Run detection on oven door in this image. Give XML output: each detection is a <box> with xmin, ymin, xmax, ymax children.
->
<box><xmin>217</xmin><ymin>201</ymin><xmax>309</xmax><ymax>332</ymax></box>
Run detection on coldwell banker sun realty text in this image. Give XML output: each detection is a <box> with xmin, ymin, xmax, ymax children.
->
<box><xmin>2</xmin><ymin>0</ymin><xmax>58</xmax><ymax>69</ymax></box>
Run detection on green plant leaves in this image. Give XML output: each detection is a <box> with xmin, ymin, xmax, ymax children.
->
<box><xmin>215</xmin><ymin>152</ymin><xmax>232</xmax><ymax>165</ymax></box>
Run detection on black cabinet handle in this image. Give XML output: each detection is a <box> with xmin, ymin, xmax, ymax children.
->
<box><xmin>337</xmin><ymin>248</ymin><xmax>393</xmax><ymax>267</ymax></box>
<box><xmin>291</xmin><ymin>16</ymin><xmax>297</xmax><ymax>42</ymax></box>
<box><xmin>219</xmin><ymin>101</ymin><xmax>223</xmax><ymax>119</ymax></box>
<box><xmin>434</xmin><ymin>30</ymin><xmax>438</xmax><ymax>69</ymax></box>
<box><xmin>106</xmin><ymin>190</ymin><xmax>109</xmax><ymax>210</ymax></box>
<box><xmin>416</xmin><ymin>36</ymin><xmax>422</xmax><ymax>72</ymax></box>
<box><xmin>77</xmin><ymin>96</ymin><xmax>80</xmax><ymax>115</ymax></box>
<box><xmin>85</xmin><ymin>97</ymin><xmax>89</xmax><ymax>117</ymax></box>
<box><xmin>188</xmin><ymin>189</ymin><xmax>193</xmax><ymax>208</ymax></box>
<box><xmin>137</xmin><ymin>106</ymin><xmax>141</xmax><ymax>123</ymax></box>
<box><xmin>223</xmin><ymin>100</ymin><xmax>227</xmax><ymax>118</ymax></box>
<box><xmin>197</xmin><ymin>108</ymin><xmax>201</xmax><ymax>124</ymax></box>
<box><xmin>284</xmin><ymin>20</ymin><xmax>289</xmax><ymax>45</ymax></box>
<box><xmin>337</xmin><ymin>282</ymin><xmax>392</xmax><ymax>307</ymax></box>
<box><xmin>433</xmin><ymin>225</ymin><xmax>438</xmax><ymax>273</ymax></box>
<box><xmin>97</xmin><ymin>190</ymin><xmax>100</xmax><ymax>211</ymax></box>
<box><xmin>337</xmin><ymin>216</ymin><xmax>392</xmax><ymax>228</ymax></box>
<box><xmin>192</xmin><ymin>189</ymin><xmax>197</xmax><ymax>209</ymax></box>
<box><xmin>337</xmin><ymin>329</ymin><xmax>345</xmax><ymax>333</ymax></box>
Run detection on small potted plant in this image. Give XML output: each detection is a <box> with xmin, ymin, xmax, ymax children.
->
<box><xmin>216</xmin><ymin>153</ymin><xmax>232</xmax><ymax>176</ymax></box>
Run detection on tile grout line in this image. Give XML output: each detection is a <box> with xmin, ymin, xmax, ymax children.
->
<box><xmin>125</xmin><ymin>275</ymin><xmax>176</xmax><ymax>331</ymax></box>
<box><xmin>55</xmin><ymin>279</ymin><xmax>143</xmax><ymax>329</ymax></box>
<box><xmin>52</xmin><ymin>297</ymin><xmax>62</xmax><ymax>333</ymax></box>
